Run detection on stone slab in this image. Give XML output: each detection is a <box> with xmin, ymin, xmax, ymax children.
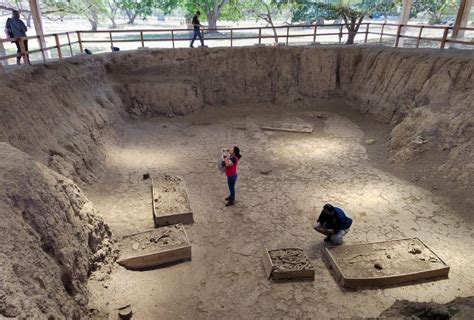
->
<box><xmin>152</xmin><ymin>175</ymin><xmax>194</xmax><ymax>227</ymax></box>
<box><xmin>262</xmin><ymin>248</ymin><xmax>315</xmax><ymax>281</ymax></box>
<box><xmin>323</xmin><ymin>237</ymin><xmax>450</xmax><ymax>289</ymax></box>
<box><xmin>117</xmin><ymin>224</ymin><xmax>191</xmax><ymax>270</ymax></box>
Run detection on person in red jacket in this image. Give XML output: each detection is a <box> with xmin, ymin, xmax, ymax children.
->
<box><xmin>223</xmin><ymin>146</ymin><xmax>241</xmax><ymax>207</ymax></box>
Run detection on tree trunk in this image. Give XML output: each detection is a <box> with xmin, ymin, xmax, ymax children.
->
<box><xmin>207</xmin><ymin>13</ymin><xmax>218</xmax><ymax>31</ymax></box>
<box><xmin>109</xmin><ymin>17</ymin><xmax>117</xmax><ymax>28</ymax></box>
<box><xmin>89</xmin><ymin>19</ymin><xmax>98</xmax><ymax>31</ymax></box>
<box><xmin>125</xmin><ymin>9</ymin><xmax>138</xmax><ymax>24</ymax></box>
<box><xmin>128</xmin><ymin>14</ymin><xmax>138</xmax><ymax>24</ymax></box>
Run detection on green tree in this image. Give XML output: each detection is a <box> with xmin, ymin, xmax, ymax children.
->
<box><xmin>292</xmin><ymin>1</ymin><xmax>398</xmax><ymax>44</ymax></box>
<box><xmin>245</xmin><ymin>0</ymin><xmax>296</xmax><ymax>43</ymax></box>
<box><xmin>42</xmin><ymin>0</ymin><xmax>107</xmax><ymax>31</ymax></box>
<box><xmin>117</xmin><ymin>0</ymin><xmax>179</xmax><ymax>24</ymax></box>
<box><xmin>411</xmin><ymin>0</ymin><xmax>459</xmax><ymax>24</ymax></box>
<box><xmin>178</xmin><ymin>0</ymin><xmax>241</xmax><ymax>30</ymax></box>
<box><xmin>105</xmin><ymin>0</ymin><xmax>120</xmax><ymax>28</ymax></box>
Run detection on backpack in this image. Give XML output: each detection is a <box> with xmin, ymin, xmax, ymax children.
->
<box><xmin>5</xmin><ymin>18</ymin><xmax>14</xmax><ymax>39</ymax></box>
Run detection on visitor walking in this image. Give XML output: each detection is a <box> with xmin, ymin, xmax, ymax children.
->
<box><xmin>314</xmin><ymin>204</ymin><xmax>352</xmax><ymax>245</ymax></box>
<box><xmin>5</xmin><ymin>10</ymin><xmax>30</xmax><ymax>65</ymax></box>
<box><xmin>222</xmin><ymin>146</ymin><xmax>241</xmax><ymax>207</ymax></box>
<box><xmin>190</xmin><ymin>11</ymin><xmax>205</xmax><ymax>48</ymax></box>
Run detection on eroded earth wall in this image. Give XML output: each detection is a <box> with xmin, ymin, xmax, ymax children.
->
<box><xmin>0</xmin><ymin>143</ymin><xmax>112</xmax><ymax>319</ymax></box>
<box><xmin>0</xmin><ymin>46</ymin><xmax>472</xmax><ymax>318</ymax></box>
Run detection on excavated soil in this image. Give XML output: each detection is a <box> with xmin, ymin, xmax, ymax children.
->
<box><xmin>153</xmin><ymin>175</ymin><xmax>192</xmax><ymax>217</ymax></box>
<box><xmin>326</xmin><ymin>238</ymin><xmax>447</xmax><ymax>279</ymax></box>
<box><xmin>0</xmin><ymin>46</ymin><xmax>473</xmax><ymax>319</ymax></box>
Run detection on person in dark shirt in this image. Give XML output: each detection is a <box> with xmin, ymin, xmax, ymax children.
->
<box><xmin>314</xmin><ymin>204</ymin><xmax>352</xmax><ymax>245</ymax></box>
<box><xmin>190</xmin><ymin>11</ymin><xmax>204</xmax><ymax>48</ymax></box>
<box><xmin>5</xmin><ymin>10</ymin><xmax>30</xmax><ymax>65</ymax></box>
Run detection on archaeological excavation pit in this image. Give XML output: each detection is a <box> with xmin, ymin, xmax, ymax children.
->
<box><xmin>0</xmin><ymin>46</ymin><xmax>473</xmax><ymax>319</ymax></box>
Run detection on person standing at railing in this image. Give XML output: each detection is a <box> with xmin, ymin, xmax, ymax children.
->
<box><xmin>190</xmin><ymin>11</ymin><xmax>205</xmax><ymax>48</ymax></box>
<box><xmin>4</xmin><ymin>10</ymin><xmax>30</xmax><ymax>65</ymax></box>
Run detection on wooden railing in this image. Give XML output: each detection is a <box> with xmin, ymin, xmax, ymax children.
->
<box><xmin>1</xmin><ymin>23</ymin><xmax>473</xmax><ymax>71</ymax></box>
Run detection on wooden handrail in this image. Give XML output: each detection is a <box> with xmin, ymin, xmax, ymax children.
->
<box><xmin>0</xmin><ymin>22</ymin><xmax>473</xmax><ymax>70</ymax></box>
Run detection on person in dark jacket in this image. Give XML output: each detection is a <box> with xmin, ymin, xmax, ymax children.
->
<box><xmin>5</xmin><ymin>10</ymin><xmax>29</xmax><ymax>65</ymax></box>
<box><xmin>190</xmin><ymin>11</ymin><xmax>204</xmax><ymax>48</ymax></box>
<box><xmin>314</xmin><ymin>204</ymin><xmax>352</xmax><ymax>245</ymax></box>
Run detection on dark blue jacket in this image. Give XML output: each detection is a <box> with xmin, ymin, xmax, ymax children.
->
<box><xmin>317</xmin><ymin>207</ymin><xmax>352</xmax><ymax>232</ymax></box>
<box><xmin>6</xmin><ymin>17</ymin><xmax>27</xmax><ymax>38</ymax></box>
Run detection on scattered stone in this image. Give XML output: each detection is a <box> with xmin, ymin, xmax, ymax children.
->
<box><xmin>365</xmin><ymin>139</ymin><xmax>376</xmax><ymax>145</ymax></box>
<box><xmin>374</xmin><ymin>262</ymin><xmax>383</xmax><ymax>270</ymax></box>
<box><xmin>118</xmin><ymin>304</ymin><xmax>133</xmax><ymax>319</ymax></box>
<box><xmin>386</xmin><ymin>254</ymin><xmax>391</xmax><ymax>259</ymax></box>
<box><xmin>132</xmin><ymin>242</ymin><xmax>139</xmax><ymax>251</ymax></box>
<box><xmin>142</xmin><ymin>173</ymin><xmax>150</xmax><ymax>180</ymax></box>
<box><xmin>408</xmin><ymin>246</ymin><xmax>422</xmax><ymax>254</ymax></box>
<box><xmin>412</xmin><ymin>135</ymin><xmax>428</xmax><ymax>146</ymax></box>
<box><xmin>260</xmin><ymin>169</ymin><xmax>272</xmax><ymax>175</ymax></box>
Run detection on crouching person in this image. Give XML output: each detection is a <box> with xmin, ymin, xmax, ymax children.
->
<box><xmin>314</xmin><ymin>204</ymin><xmax>352</xmax><ymax>245</ymax></box>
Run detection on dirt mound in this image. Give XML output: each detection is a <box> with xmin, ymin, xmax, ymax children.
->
<box><xmin>380</xmin><ymin>296</ymin><xmax>474</xmax><ymax>319</ymax></box>
<box><xmin>0</xmin><ymin>142</ymin><xmax>114</xmax><ymax>319</ymax></box>
<box><xmin>0</xmin><ymin>59</ymin><xmax>124</xmax><ymax>184</ymax></box>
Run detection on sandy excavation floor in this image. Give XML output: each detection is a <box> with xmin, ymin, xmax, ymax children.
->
<box><xmin>86</xmin><ymin>100</ymin><xmax>474</xmax><ymax>319</ymax></box>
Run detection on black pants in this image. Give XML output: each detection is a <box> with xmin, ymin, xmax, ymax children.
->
<box><xmin>190</xmin><ymin>29</ymin><xmax>204</xmax><ymax>47</ymax></box>
<box><xmin>15</xmin><ymin>39</ymin><xmax>29</xmax><ymax>63</ymax></box>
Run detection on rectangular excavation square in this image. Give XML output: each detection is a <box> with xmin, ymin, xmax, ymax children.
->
<box><xmin>152</xmin><ymin>175</ymin><xmax>194</xmax><ymax>227</ymax></box>
<box><xmin>262</xmin><ymin>248</ymin><xmax>315</xmax><ymax>281</ymax></box>
<box><xmin>324</xmin><ymin>237</ymin><xmax>450</xmax><ymax>289</ymax></box>
<box><xmin>261</xmin><ymin>122</ymin><xmax>313</xmax><ymax>133</ymax></box>
<box><xmin>117</xmin><ymin>224</ymin><xmax>191</xmax><ymax>270</ymax></box>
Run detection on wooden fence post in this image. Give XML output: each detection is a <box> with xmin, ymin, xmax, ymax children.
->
<box><xmin>0</xmin><ymin>40</ymin><xmax>7</xmax><ymax>70</ymax></box>
<box><xmin>379</xmin><ymin>23</ymin><xmax>386</xmax><ymax>44</ymax></box>
<box><xmin>37</xmin><ymin>35</ymin><xmax>46</xmax><ymax>62</ymax></box>
<box><xmin>365</xmin><ymin>23</ymin><xmax>370</xmax><ymax>43</ymax></box>
<box><xmin>440</xmin><ymin>27</ymin><xmax>450</xmax><ymax>49</ymax></box>
<box><xmin>286</xmin><ymin>26</ymin><xmax>290</xmax><ymax>45</ymax></box>
<box><xmin>140</xmin><ymin>31</ymin><xmax>145</xmax><ymax>47</ymax></box>
<box><xmin>77</xmin><ymin>32</ymin><xmax>83</xmax><ymax>53</ymax></box>
<box><xmin>416</xmin><ymin>26</ymin><xmax>424</xmax><ymax>48</ymax></box>
<box><xmin>66</xmin><ymin>32</ymin><xmax>73</xmax><ymax>57</ymax></box>
<box><xmin>109</xmin><ymin>31</ymin><xmax>113</xmax><ymax>50</ymax></box>
<box><xmin>395</xmin><ymin>24</ymin><xmax>403</xmax><ymax>47</ymax></box>
<box><xmin>259</xmin><ymin>28</ymin><xmax>262</xmax><ymax>44</ymax></box>
<box><xmin>171</xmin><ymin>30</ymin><xmax>175</xmax><ymax>48</ymax></box>
<box><xmin>231</xmin><ymin>29</ymin><xmax>233</xmax><ymax>47</ymax></box>
<box><xmin>54</xmin><ymin>34</ymin><xmax>63</xmax><ymax>59</ymax></box>
<box><xmin>338</xmin><ymin>25</ymin><xmax>343</xmax><ymax>44</ymax></box>
<box><xmin>313</xmin><ymin>24</ymin><xmax>318</xmax><ymax>43</ymax></box>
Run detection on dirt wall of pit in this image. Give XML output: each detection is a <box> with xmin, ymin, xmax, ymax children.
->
<box><xmin>107</xmin><ymin>46</ymin><xmax>473</xmax><ymax>194</ymax></box>
<box><xmin>0</xmin><ymin>46</ymin><xmax>473</xmax><ymax>318</ymax></box>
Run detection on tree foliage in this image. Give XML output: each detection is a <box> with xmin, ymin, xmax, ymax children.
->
<box><xmin>411</xmin><ymin>0</ymin><xmax>459</xmax><ymax>24</ymax></box>
<box><xmin>178</xmin><ymin>0</ymin><xmax>241</xmax><ymax>29</ymax></box>
<box><xmin>42</xmin><ymin>0</ymin><xmax>107</xmax><ymax>31</ymax></box>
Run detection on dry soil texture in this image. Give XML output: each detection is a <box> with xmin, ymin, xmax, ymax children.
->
<box><xmin>0</xmin><ymin>46</ymin><xmax>473</xmax><ymax>319</ymax></box>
